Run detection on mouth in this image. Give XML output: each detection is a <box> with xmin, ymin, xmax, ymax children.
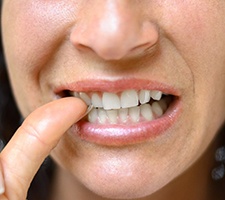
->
<box><xmin>55</xmin><ymin>79</ymin><xmax>181</xmax><ymax>146</ymax></box>
<box><xmin>59</xmin><ymin>89</ymin><xmax>174</xmax><ymax>124</ymax></box>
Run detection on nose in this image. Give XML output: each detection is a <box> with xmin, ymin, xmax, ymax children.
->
<box><xmin>70</xmin><ymin>1</ymin><xmax>159</xmax><ymax>60</ymax></box>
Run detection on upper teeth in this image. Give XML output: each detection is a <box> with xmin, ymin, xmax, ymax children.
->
<box><xmin>72</xmin><ymin>89</ymin><xmax>163</xmax><ymax>110</ymax></box>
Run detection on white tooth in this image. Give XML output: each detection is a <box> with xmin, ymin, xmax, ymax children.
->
<box><xmin>119</xmin><ymin>108</ymin><xmax>128</xmax><ymax>123</ymax></box>
<box><xmin>129</xmin><ymin>107</ymin><xmax>140</xmax><ymax>122</ymax></box>
<box><xmin>121</xmin><ymin>90</ymin><xmax>139</xmax><ymax>108</ymax></box>
<box><xmin>92</xmin><ymin>93</ymin><xmax>103</xmax><ymax>108</ymax></box>
<box><xmin>102</xmin><ymin>92</ymin><xmax>120</xmax><ymax>110</ymax></box>
<box><xmin>152</xmin><ymin>102</ymin><xmax>163</xmax><ymax>117</ymax></box>
<box><xmin>158</xmin><ymin>99</ymin><xmax>167</xmax><ymax>112</ymax></box>
<box><xmin>140</xmin><ymin>104</ymin><xmax>154</xmax><ymax>121</ymax></box>
<box><xmin>151</xmin><ymin>90</ymin><xmax>162</xmax><ymax>101</ymax></box>
<box><xmin>79</xmin><ymin>92</ymin><xmax>91</xmax><ymax>105</ymax></box>
<box><xmin>73</xmin><ymin>92</ymin><xmax>80</xmax><ymax>98</ymax></box>
<box><xmin>107</xmin><ymin>110</ymin><xmax>118</xmax><ymax>124</ymax></box>
<box><xmin>139</xmin><ymin>90</ymin><xmax>151</xmax><ymax>104</ymax></box>
<box><xmin>88</xmin><ymin>108</ymin><xmax>98</xmax><ymax>123</ymax></box>
<box><xmin>98</xmin><ymin>109</ymin><xmax>108</xmax><ymax>124</ymax></box>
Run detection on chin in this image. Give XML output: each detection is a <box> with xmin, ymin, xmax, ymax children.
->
<box><xmin>68</xmin><ymin>153</ymin><xmax>178</xmax><ymax>200</ymax></box>
<box><xmin>80</xmin><ymin>175</ymin><xmax>166</xmax><ymax>200</ymax></box>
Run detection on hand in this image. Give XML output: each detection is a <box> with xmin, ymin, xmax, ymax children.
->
<box><xmin>0</xmin><ymin>97</ymin><xmax>87</xmax><ymax>200</ymax></box>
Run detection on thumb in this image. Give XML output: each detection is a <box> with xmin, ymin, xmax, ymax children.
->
<box><xmin>0</xmin><ymin>97</ymin><xmax>87</xmax><ymax>199</ymax></box>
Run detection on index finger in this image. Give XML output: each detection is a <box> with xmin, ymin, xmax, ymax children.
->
<box><xmin>0</xmin><ymin>97</ymin><xmax>87</xmax><ymax>199</ymax></box>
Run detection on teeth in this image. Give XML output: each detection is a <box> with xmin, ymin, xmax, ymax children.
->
<box><xmin>73</xmin><ymin>92</ymin><xmax>80</xmax><ymax>98</ymax></box>
<box><xmin>92</xmin><ymin>93</ymin><xmax>103</xmax><ymax>108</ymax></box>
<box><xmin>98</xmin><ymin>109</ymin><xmax>107</xmax><ymax>124</ymax></box>
<box><xmin>152</xmin><ymin>102</ymin><xmax>163</xmax><ymax>117</ymax></box>
<box><xmin>88</xmin><ymin>108</ymin><xmax>98</xmax><ymax>123</ymax></box>
<box><xmin>74</xmin><ymin>89</ymin><xmax>164</xmax><ymax>108</ymax></box>
<box><xmin>71</xmin><ymin>89</ymin><xmax>169</xmax><ymax>124</ymax></box>
<box><xmin>158</xmin><ymin>99</ymin><xmax>167</xmax><ymax>112</ymax></box>
<box><xmin>151</xmin><ymin>91</ymin><xmax>162</xmax><ymax>101</ymax></box>
<box><xmin>107</xmin><ymin>110</ymin><xmax>118</xmax><ymax>124</ymax></box>
<box><xmin>140</xmin><ymin>104</ymin><xmax>154</xmax><ymax>121</ymax></box>
<box><xmin>87</xmin><ymin>102</ymin><xmax>163</xmax><ymax>124</ymax></box>
<box><xmin>129</xmin><ymin>107</ymin><xmax>140</xmax><ymax>122</ymax></box>
<box><xmin>121</xmin><ymin>90</ymin><xmax>139</xmax><ymax>108</ymax></box>
<box><xmin>139</xmin><ymin>90</ymin><xmax>151</xmax><ymax>104</ymax></box>
<box><xmin>80</xmin><ymin>92</ymin><xmax>91</xmax><ymax>105</ymax></box>
<box><xmin>103</xmin><ymin>92</ymin><xmax>121</xmax><ymax>110</ymax></box>
<box><xmin>119</xmin><ymin>108</ymin><xmax>128</xmax><ymax>123</ymax></box>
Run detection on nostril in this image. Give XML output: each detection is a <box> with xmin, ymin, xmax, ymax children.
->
<box><xmin>74</xmin><ymin>43</ymin><xmax>94</xmax><ymax>54</ymax></box>
<box><xmin>130</xmin><ymin>42</ymin><xmax>158</xmax><ymax>56</ymax></box>
<box><xmin>70</xmin><ymin>12</ymin><xmax>160</xmax><ymax>60</ymax></box>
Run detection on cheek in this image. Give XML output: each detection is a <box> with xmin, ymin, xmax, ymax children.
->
<box><xmin>161</xmin><ymin>0</ymin><xmax>222</xmax><ymax>43</ymax></box>
<box><xmin>157</xmin><ymin>0</ymin><xmax>225</xmax><ymax>91</ymax></box>
<box><xmin>162</xmin><ymin>1</ymin><xmax>225</xmax><ymax>94</ymax></box>
<box><xmin>3</xmin><ymin>1</ymin><xmax>75</xmax><ymax>72</ymax></box>
<box><xmin>2</xmin><ymin>1</ymin><xmax>79</xmax><ymax>115</ymax></box>
<box><xmin>160</xmin><ymin>0</ymin><xmax>225</xmax><ymax>141</ymax></box>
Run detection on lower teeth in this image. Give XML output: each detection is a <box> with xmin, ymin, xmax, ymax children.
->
<box><xmin>88</xmin><ymin>99</ymin><xmax>168</xmax><ymax>124</ymax></box>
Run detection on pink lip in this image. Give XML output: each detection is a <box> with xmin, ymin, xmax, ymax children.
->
<box><xmin>54</xmin><ymin>78</ymin><xmax>181</xmax><ymax>95</ymax></box>
<box><xmin>74</xmin><ymin>99</ymin><xmax>180</xmax><ymax>146</ymax></box>
<box><xmin>54</xmin><ymin>79</ymin><xmax>182</xmax><ymax>146</ymax></box>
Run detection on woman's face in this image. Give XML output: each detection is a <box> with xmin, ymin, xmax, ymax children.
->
<box><xmin>2</xmin><ymin>0</ymin><xmax>225</xmax><ymax>199</ymax></box>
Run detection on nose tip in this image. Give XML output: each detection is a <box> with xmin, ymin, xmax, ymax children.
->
<box><xmin>70</xmin><ymin>4</ymin><xmax>159</xmax><ymax>60</ymax></box>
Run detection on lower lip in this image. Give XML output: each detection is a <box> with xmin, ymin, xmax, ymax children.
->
<box><xmin>73</xmin><ymin>99</ymin><xmax>181</xmax><ymax>146</ymax></box>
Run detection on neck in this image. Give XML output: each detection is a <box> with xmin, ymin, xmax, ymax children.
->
<box><xmin>49</xmin><ymin>134</ymin><xmax>224</xmax><ymax>200</ymax></box>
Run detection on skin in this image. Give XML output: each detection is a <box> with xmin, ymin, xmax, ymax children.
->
<box><xmin>1</xmin><ymin>0</ymin><xmax>225</xmax><ymax>199</ymax></box>
<box><xmin>0</xmin><ymin>98</ymin><xmax>87</xmax><ymax>199</ymax></box>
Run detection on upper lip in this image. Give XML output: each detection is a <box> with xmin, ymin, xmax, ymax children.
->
<box><xmin>53</xmin><ymin>78</ymin><xmax>181</xmax><ymax>96</ymax></box>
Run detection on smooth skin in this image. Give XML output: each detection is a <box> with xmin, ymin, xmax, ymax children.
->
<box><xmin>1</xmin><ymin>0</ymin><xmax>225</xmax><ymax>200</ymax></box>
<box><xmin>0</xmin><ymin>98</ymin><xmax>87</xmax><ymax>199</ymax></box>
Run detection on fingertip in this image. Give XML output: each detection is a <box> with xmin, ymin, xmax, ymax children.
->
<box><xmin>66</xmin><ymin>96</ymin><xmax>88</xmax><ymax>113</ymax></box>
<box><xmin>61</xmin><ymin>97</ymin><xmax>88</xmax><ymax>122</ymax></box>
<box><xmin>30</xmin><ymin>97</ymin><xmax>88</xmax><ymax>126</ymax></box>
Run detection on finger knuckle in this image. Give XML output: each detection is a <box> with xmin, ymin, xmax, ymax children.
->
<box><xmin>19</xmin><ymin>122</ymin><xmax>48</xmax><ymax>147</ymax></box>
